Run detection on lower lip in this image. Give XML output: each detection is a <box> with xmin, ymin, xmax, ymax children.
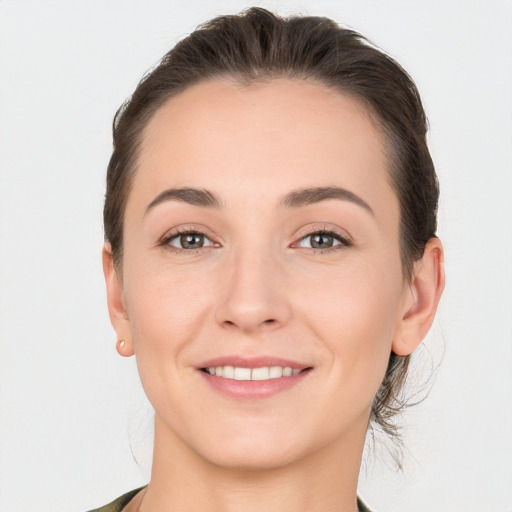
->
<box><xmin>198</xmin><ymin>369</ymin><xmax>312</xmax><ymax>399</ymax></box>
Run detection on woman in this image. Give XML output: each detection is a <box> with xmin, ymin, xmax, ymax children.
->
<box><xmin>94</xmin><ymin>7</ymin><xmax>444</xmax><ymax>512</ymax></box>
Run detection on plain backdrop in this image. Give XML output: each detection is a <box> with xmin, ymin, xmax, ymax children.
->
<box><xmin>0</xmin><ymin>1</ymin><xmax>511</xmax><ymax>511</ymax></box>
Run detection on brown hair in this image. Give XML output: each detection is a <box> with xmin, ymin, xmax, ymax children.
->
<box><xmin>104</xmin><ymin>7</ymin><xmax>439</xmax><ymax>455</ymax></box>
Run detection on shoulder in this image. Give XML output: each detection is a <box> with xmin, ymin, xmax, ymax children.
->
<box><xmin>357</xmin><ymin>496</ymin><xmax>374</xmax><ymax>512</ymax></box>
<box><xmin>85</xmin><ymin>487</ymin><xmax>146</xmax><ymax>512</ymax></box>
<box><xmin>87</xmin><ymin>488</ymin><xmax>370</xmax><ymax>512</ymax></box>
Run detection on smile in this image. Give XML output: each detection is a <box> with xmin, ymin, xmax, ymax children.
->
<box><xmin>198</xmin><ymin>358</ymin><xmax>312</xmax><ymax>399</ymax></box>
<box><xmin>202</xmin><ymin>366</ymin><xmax>302</xmax><ymax>380</ymax></box>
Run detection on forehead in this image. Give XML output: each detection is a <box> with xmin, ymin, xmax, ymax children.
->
<box><xmin>130</xmin><ymin>78</ymin><xmax>398</xmax><ymax>226</ymax></box>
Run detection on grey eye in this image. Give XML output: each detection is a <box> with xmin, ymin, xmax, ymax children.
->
<box><xmin>310</xmin><ymin>233</ymin><xmax>336</xmax><ymax>249</ymax></box>
<box><xmin>168</xmin><ymin>233</ymin><xmax>213</xmax><ymax>249</ymax></box>
<box><xmin>298</xmin><ymin>233</ymin><xmax>341</xmax><ymax>249</ymax></box>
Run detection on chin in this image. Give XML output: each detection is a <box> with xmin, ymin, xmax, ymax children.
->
<box><xmin>202</xmin><ymin>441</ymin><xmax>300</xmax><ymax>471</ymax></box>
<box><xmin>189</xmin><ymin>423</ymin><xmax>309</xmax><ymax>471</ymax></box>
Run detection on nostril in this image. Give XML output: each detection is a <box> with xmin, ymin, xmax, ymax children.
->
<box><xmin>220</xmin><ymin>317</ymin><xmax>280</xmax><ymax>331</ymax></box>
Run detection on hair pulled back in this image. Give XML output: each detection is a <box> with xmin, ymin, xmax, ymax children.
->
<box><xmin>104</xmin><ymin>7</ymin><xmax>439</xmax><ymax>454</ymax></box>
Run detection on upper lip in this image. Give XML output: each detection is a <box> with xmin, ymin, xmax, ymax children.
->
<box><xmin>197</xmin><ymin>355</ymin><xmax>312</xmax><ymax>371</ymax></box>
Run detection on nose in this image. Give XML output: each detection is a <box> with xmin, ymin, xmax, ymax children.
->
<box><xmin>215</xmin><ymin>244</ymin><xmax>292</xmax><ymax>333</ymax></box>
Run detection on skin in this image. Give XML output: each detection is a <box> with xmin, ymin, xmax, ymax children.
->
<box><xmin>103</xmin><ymin>79</ymin><xmax>445</xmax><ymax>512</ymax></box>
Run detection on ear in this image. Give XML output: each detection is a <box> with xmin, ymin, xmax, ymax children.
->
<box><xmin>392</xmin><ymin>238</ymin><xmax>445</xmax><ymax>356</ymax></box>
<box><xmin>102</xmin><ymin>243</ymin><xmax>134</xmax><ymax>357</ymax></box>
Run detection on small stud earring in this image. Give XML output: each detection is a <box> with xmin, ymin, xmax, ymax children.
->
<box><xmin>116</xmin><ymin>339</ymin><xmax>133</xmax><ymax>357</ymax></box>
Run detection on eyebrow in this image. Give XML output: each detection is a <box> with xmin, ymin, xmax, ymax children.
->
<box><xmin>145</xmin><ymin>187</ymin><xmax>222</xmax><ymax>215</ymax></box>
<box><xmin>144</xmin><ymin>186</ymin><xmax>373</xmax><ymax>216</ymax></box>
<box><xmin>279</xmin><ymin>186</ymin><xmax>374</xmax><ymax>215</ymax></box>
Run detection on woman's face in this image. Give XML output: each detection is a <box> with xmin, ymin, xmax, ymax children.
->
<box><xmin>112</xmin><ymin>79</ymin><xmax>413</xmax><ymax>469</ymax></box>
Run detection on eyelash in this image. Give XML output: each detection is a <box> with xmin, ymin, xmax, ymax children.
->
<box><xmin>295</xmin><ymin>227</ymin><xmax>352</xmax><ymax>254</ymax></box>
<box><xmin>160</xmin><ymin>227</ymin><xmax>352</xmax><ymax>254</ymax></box>
<box><xmin>159</xmin><ymin>227</ymin><xmax>216</xmax><ymax>254</ymax></box>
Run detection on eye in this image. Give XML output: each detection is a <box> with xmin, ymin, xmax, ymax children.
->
<box><xmin>295</xmin><ymin>229</ymin><xmax>351</xmax><ymax>251</ymax></box>
<box><xmin>166</xmin><ymin>231</ymin><xmax>214</xmax><ymax>250</ymax></box>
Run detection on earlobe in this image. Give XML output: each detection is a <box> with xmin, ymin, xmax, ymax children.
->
<box><xmin>102</xmin><ymin>243</ymin><xmax>134</xmax><ymax>357</ymax></box>
<box><xmin>116</xmin><ymin>339</ymin><xmax>133</xmax><ymax>357</ymax></box>
<box><xmin>392</xmin><ymin>238</ymin><xmax>445</xmax><ymax>356</ymax></box>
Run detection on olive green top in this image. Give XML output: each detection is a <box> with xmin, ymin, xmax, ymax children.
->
<box><xmin>86</xmin><ymin>487</ymin><xmax>144</xmax><ymax>512</ymax></box>
<box><xmin>86</xmin><ymin>487</ymin><xmax>373</xmax><ymax>512</ymax></box>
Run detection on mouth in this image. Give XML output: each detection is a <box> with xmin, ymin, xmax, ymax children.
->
<box><xmin>200</xmin><ymin>365</ymin><xmax>306</xmax><ymax>380</ymax></box>
<box><xmin>197</xmin><ymin>357</ymin><xmax>313</xmax><ymax>399</ymax></box>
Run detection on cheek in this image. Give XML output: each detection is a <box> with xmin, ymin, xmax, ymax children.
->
<box><xmin>124</xmin><ymin>259</ymin><xmax>213</xmax><ymax>349</ymax></box>
<box><xmin>121</xmin><ymin>259</ymin><xmax>219</xmax><ymax>420</ymax></box>
<box><xmin>298</xmin><ymin>257</ymin><xmax>403</xmax><ymax>403</ymax></box>
<box><xmin>301</xmin><ymin>254</ymin><xmax>403</xmax><ymax>336</ymax></box>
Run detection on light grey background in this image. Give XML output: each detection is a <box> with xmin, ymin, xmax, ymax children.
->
<box><xmin>0</xmin><ymin>1</ymin><xmax>511</xmax><ymax>511</ymax></box>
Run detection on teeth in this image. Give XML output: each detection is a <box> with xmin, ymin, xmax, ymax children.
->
<box><xmin>233</xmin><ymin>367</ymin><xmax>251</xmax><ymax>380</ymax></box>
<box><xmin>205</xmin><ymin>366</ymin><xmax>302</xmax><ymax>381</ymax></box>
<box><xmin>223</xmin><ymin>366</ymin><xmax>234</xmax><ymax>379</ymax></box>
<box><xmin>251</xmin><ymin>367</ymin><xmax>269</xmax><ymax>380</ymax></box>
<box><xmin>269</xmin><ymin>366</ymin><xmax>283</xmax><ymax>378</ymax></box>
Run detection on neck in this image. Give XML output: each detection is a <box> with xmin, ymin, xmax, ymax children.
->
<box><xmin>141</xmin><ymin>414</ymin><xmax>367</xmax><ymax>512</ymax></box>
